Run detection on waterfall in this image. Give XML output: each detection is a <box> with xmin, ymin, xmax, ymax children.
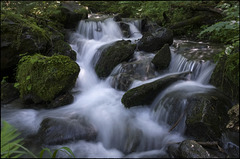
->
<box><xmin>1</xmin><ymin>17</ymin><xmax>222</xmax><ymax>158</ymax></box>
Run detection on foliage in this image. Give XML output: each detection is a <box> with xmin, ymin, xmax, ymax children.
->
<box><xmin>1</xmin><ymin>120</ymin><xmax>75</xmax><ymax>158</ymax></box>
<box><xmin>16</xmin><ymin>54</ymin><xmax>80</xmax><ymax>102</ymax></box>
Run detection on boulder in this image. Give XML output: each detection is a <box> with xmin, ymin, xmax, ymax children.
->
<box><xmin>110</xmin><ymin>53</ymin><xmax>157</xmax><ymax>91</ymax></box>
<box><xmin>210</xmin><ymin>54</ymin><xmax>239</xmax><ymax>103</ymax></box>
<box><xmin>51</xmin><ymin>1</ymin><xmax>88</xmax><ymax>29</ymax></box>
<box><xmin>1</xmin><ymin>18</ymin><xmax>49</xmax><ymax>82</ymax></box>
<box><xmin>48</xmin><ymin>40</ymin><xmax>77</xmax><ymax>61</ymax></box>
<box><xmin>151</xmin><ymin>44</ymin><xmax>171</xmax><ymax>71</ymax></box>
<box><xmin>16</xmin><ymin>54</ymin><xmax>80</xmax><ymax>105</ymax></box>
<box><xmin>95</xmin><ymin>40</ymin><xmax>136</xmax><ymax>78</ymax></box>
<box><xmin>178</xmin><ymin>140</ymin><xmax>211</xmax><ymax>158</ymax></box>
<box><xmin>1</xmin><ymin>82</ymin><xmax>19</xmax><ymax>104</ymax></box>
<box><xmin>121</xmin><ymin>71</ymin><xmax>191</xmax><ymax>108</ymax></box>
<box><xmin>37</xmin><ymin>116</ymin><xmax>97</xmax><ymax>145</ymax></box>
<box><xmin>47</xmin><ymin>92</ymin><xmax>74</xmax><ymax>108</ymax></box>
<box><xmin>138</xmin><ymin>27</ymin><xmax>173</xmax><ymax>53</ymax></box>
<box><xmin>185</xmin><ymin>90</ymin><xmax>232</xmax><ymax>141</ymax></box>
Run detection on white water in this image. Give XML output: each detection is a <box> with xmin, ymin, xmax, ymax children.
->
<box><xmin>1</xmin><ymin>18</ymin><xmax>219</xmax><ymax>158</ymax></box>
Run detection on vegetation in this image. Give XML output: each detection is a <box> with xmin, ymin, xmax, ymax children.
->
<box><xmin>1</xmin><ymin>120</ymin><xmax>75</xmax><ymax>158</ymax></box>
<box><xmin>16</xmin><ymin>54</ymin><xmax>80</xmax><ymax>102</ymax></box>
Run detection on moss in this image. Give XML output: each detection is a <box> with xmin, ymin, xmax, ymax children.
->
<box><xmin>16</xmin><ymin>54</ymin><xmax>80</xmax><ymax>102</ymax></box>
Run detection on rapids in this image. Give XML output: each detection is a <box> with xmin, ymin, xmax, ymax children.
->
<box><xmin>1</xmin><ymin>17</ymin><xmax>234</xmax><ymax>158</ymax></box>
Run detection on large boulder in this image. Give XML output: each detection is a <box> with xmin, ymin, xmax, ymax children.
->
<box><xmin>50</xmin><ymin>1</ymin><xmax>88</xmax><ymax>29</ymax></box>
<box><xmin>121</xmin><ymin>71</ymin><xmax>191</xmax><ymax>108</ymax></box>
<box><xmin>185</xmin><ymin>90</ymin><xmax>232</xmax><ymax>141</ymax></box>
<box><xmin>151</xmin><ymin>44</ymin><xmax>171</xmax><ymax>71</ymax></box>
<box><xmin>210</xmin><ymin>53</ymin><xmax>239</xmax><ymax>103</ymax></box>
<box><xmin>137</xmin><ymin>27</ymin><xmax>173</xmax><ymax>53</ymax></box>
<box><xmin>1</xmin><ymin>17</ymin><xmax>49</xmax><ymax>82</ymax></box>
<box><xmin>16</xmin><ymin>54</ymin><xmax>80</xmax><ymax>105</ymax></box>
<box><xmin>37</xmin><ymin>116</ymin><xmax>97</xmax><ymax>145</ymax></box>
<box><xmin>95</xmin><ymin>40</ymin><xmax>136</xmax><ymax>78</ymax></box>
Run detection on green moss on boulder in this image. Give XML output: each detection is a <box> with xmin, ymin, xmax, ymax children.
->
<box><xmin>95</xmin><ymin>40</ymin><xmax>136</xmax><ymax>78</ymax></box>
<box><xmin>16</xmin><ymin>54</ymin><xmax>80</xmax><ymax>104</ymax></box>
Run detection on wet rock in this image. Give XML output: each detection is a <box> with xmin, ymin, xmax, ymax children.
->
<box><xmin>16</xmin><ymin>54</ymin><xmax>80</xmax><ymax>105</ymax></box>
<box><xmin>185</xmin><ymin>90</ymin><xmax>232</xmax><ymax>141</ymax></box>
<box><xmin>151</xmin><ymin>44</ymin><xmax>171</xmax><ymax>71</ymax></box>
<box><xmin>48</xmin><ymin>92</ymin><xmax>74</xmax><ymax>108</ymax></box>
<box><xmin>138</xmin><ymin>26</ymin><xmax>173</xmax><ymax>53</ymax></box>
<box><xmin>178</xmin><ymin>140</ymin><xmax>211</xmax><ymax>158</ymax></box>
<box><xmin>226</xmin><ymin>104</ymin><xmax>239</xmax><ymax>132</ymax></box>
<box><xmin>167</xmin><ymin>143</ymin><xmax>181</xmax><ymax>158</ymax></box>
<box><xmin>95</xmin><ymin>40</ymin><xmax>136</xmax><ymax>78</ymax></box>
<box><xmin>119</xmin><ymin>22</ymin><xmax>130</xmax><ymax>38</ymax></box>
<box><xmin>121</xmin><ymin>71</ymin><xmax>191</xmax><ymax>108</ymax></box>
<box><xmin>37</xmin><ymin>116</ymin><xmax>97</xmax><ymax>145</ymax></box>
<box><xmin>1</xmin><ymin>82</ymin><xmax>19</xmax><ymax>104</ymax></box>
<box><xmin>110</xmin><ymin>53</ymin><xmax>157</xmax><ymax>91</ymax></box>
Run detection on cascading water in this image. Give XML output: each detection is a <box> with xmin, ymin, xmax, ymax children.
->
<box><xmin>1</xmin><ymin>17</ymin><xmax>231</xmax><ymax>158</ymax></box>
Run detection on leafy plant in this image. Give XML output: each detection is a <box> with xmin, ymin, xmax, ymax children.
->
<box><xmin>1</xmin><ymin>120</ymin><xmax>76</xmax><ymax>158</ymax></box>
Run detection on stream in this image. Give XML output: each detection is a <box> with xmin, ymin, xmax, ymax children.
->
<box><xmin>1</xmin><ymin>17</ymin><xmax>238</xmax><ymax>158</ymax></box>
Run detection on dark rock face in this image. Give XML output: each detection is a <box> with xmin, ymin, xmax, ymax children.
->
<box><xmin>121</xmin><ymin>71</ymin><xmax>191</xmax><ymax>108</ymax></box>
<box><xmin>95</xmin><ymin>40</ymin><xmax>136</xmax><ymax>78</ymax></box>
<box><xmin>48</xmin><ymin>92</ymin><xmax>74</xmax><ymax>108</ymax></box>
<box><xmin>110</xmin><ymin>53</ymin><xmax>157</xmax><ymax>91</ymax></box>
<box><xmin>185</xmin><ymin>90</ymin><xmax>232</xmax><ymax>141</ymax></box>
<box><xmin>178</xmin><ymin>140</ymin><xmax>211</xmax><ymax>158</ymax></box>
<box><xmin>1</xmin><ymin>82</ymin><xmax>19</xmax><ymax>104</ymax></box>
<box><xmin>37</xmin><ymin>116</ymin><xmax>97</xmax><ymax>145</ymax></box>
<box><xmin>210</xmin><ymin>55</ymin><xmax>239</xmax><ymax>103</ymax></box>
<box><xmin>51</xmin><ymin>1</ymin><xmax>88</xmax><ymax>29</ymax></box>
<box><xmin>138</xmin><ymin>27</ymin><xmax>173</xmax><ymax>53</ymax></box>
<box><xmin>151</xmin><ymin>44</ymin><xmax>171</xmax><ymax>71</ymax></box>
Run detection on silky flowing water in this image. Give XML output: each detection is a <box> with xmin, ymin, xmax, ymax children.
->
<box><xmin>1</xmin><ymin>18</ymin><xmax>235</xmax><ymax>158</ymax></box>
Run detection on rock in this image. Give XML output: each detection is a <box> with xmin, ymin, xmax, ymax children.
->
<box><xmin>1</xmin><ymin>82</ymin><xmax>19</xmax><ymax>104</ymax></box>
<box><xmin>37</xmin><ymin>116</ymin><xmax>97</xmax><ymax>145</ymax></box>
<box><xmin>16</xmin><ymin>54</ymin><xmax>80</xmax><ymax>105</ymax></box>
<box><xmin>185</xmin><ymin>90</ymin><xmax>232</xmax><ymax>141</ymax></box>
<box><xmin>178</xmin><ymin>140</ymin><xmax>211</xmax><ymax>158</ymax></box>
<box><xmin>110</xmin><ymin>53</ymin><xmax>157</xmax><ymax>91</ymax></box>
<box><xmin>48</xmin><ymin>40</ymin><xmax>77</xmax><ymax>61</ymax></box>
<box><xmin>119</xmin><ymin>22</ymin><xmax>131</xmax><ymax>38</ymax></box>
<box><xmin>210</xmin><ymin>54</ymin><xmax>239</xmax><ymax>103</ymax></box>
<box><xmin>1</xmin><ymin>18</ymin><xmax>49</xmax><ymax>82</ymax></box>
<box><xmin>48</xmin><ymin>92</ymin><xmax>74</xmax><ymax>108</ymax></box>
<box><xmin>226</xmin><ymin>104</ymin><xmax>239</xmax><ymax>132</ymax></box>
<box><xmin>151</xmin><ymin>44</ymin><xmax>171</xmax><ymax>71</ymax></box>
<box><xmin>138</xmin><ymin>26</ymin><xmax>173</xmax><ymax>53</ymax></box>
<box><xmin>167</xmin><ymin>143</ymin><xmax>181</xmax><ymax>158</ymax></box>
<box><xmin>52</xmin><ymin>1</ymin><xmax>88</xmax><ymax>29</ymax></box>
<box><xmin>95</xmin><ymin>40</ymin><xmax>136</xmax><ymax>78</ymax></box>
<box><xmin>121</xmin><ymin>71</ymin><xmax>191</xmax><ymax>108</ymax></box>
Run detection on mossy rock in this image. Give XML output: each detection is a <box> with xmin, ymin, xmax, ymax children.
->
<box><xmin>95</xmin><ymin>40</ymin><xmax>136</xmax><ymax>78</ymax></box>
<box><xmin>151</xmin><ymin>44</ymin><xmax>171</xmax><ymax>71</ymax></box>
<box><xmin>185</xmin><ymin>90</ymin><xmax>232</xmax><ymax>141</ymax></box>
<box><xmin>210</xmin><ymin>53</ymin><xmax>239</xmax><ymax>103</ymax></box>
<box><xmin>49</xmin><ymin>40</ymin><xmax>77</xmax><ymax>61</ymax></box>
<box><xmin>121</xmin><ymin>71</ymin><xmax>191</xmax><ymax>108</ymax></box>
<box><xmin>16</xmin><ymin>54</ymin><xmax>80</xmax><ymax>104</ymax></box>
